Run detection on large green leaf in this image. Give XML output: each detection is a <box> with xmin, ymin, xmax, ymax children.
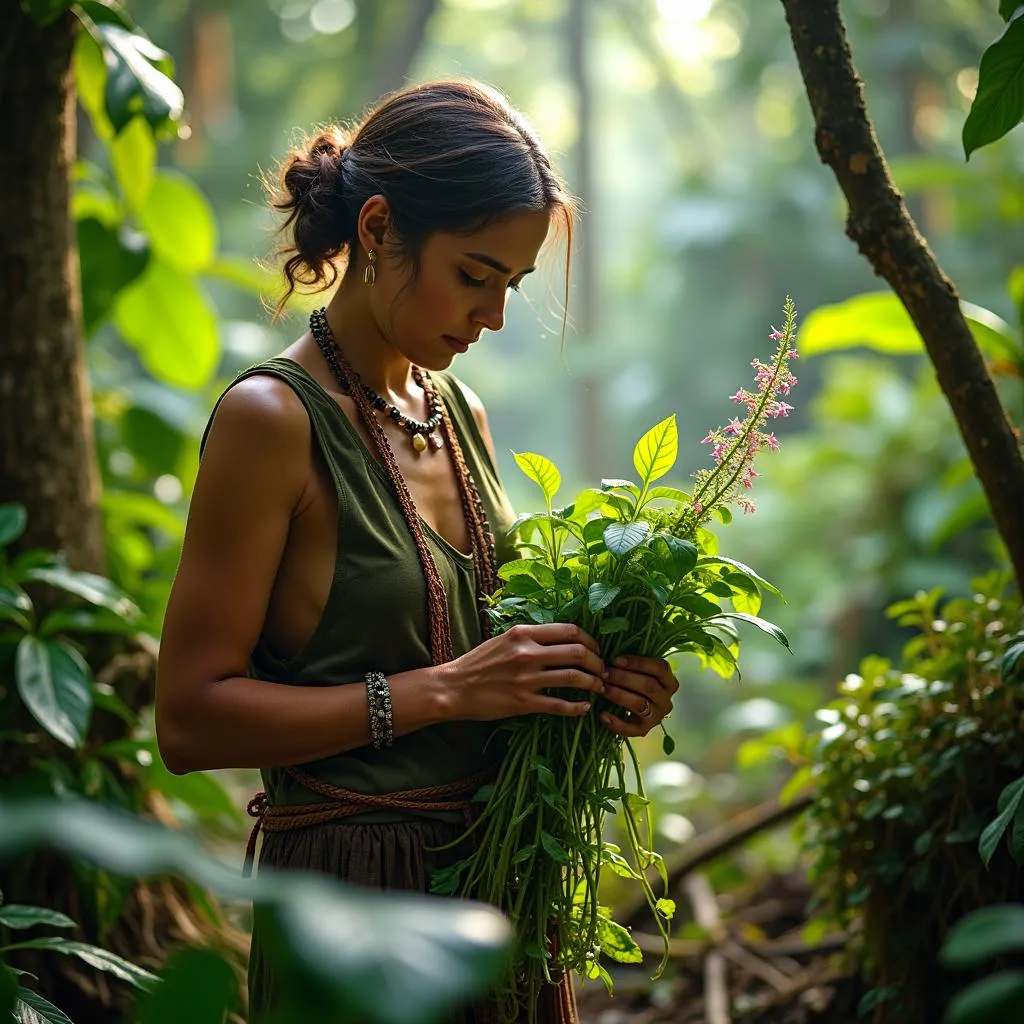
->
<box><xmin>512</xmin><ymin>452</ymin><xmax>561</xmax><ymax>507</ymax></box>
<box><xmin>137</xmin><ymin>172</ymin><xmax>217</xmax><ymax>273</ymax></box>
<box><xmin>18</xmin><ymin>0</ymin><xmax>70</xmax><ymax>27</ymax></box>
<box><xmin>77</xmin><ymin>218</ymin><xmax>149</xmax><ymax>335</ymax></box>
<box><xmin>0</xmin><ymin>504</ymin><xmax>28</xmax><ymax>547</ymax></box>
<box><xmin>0</xmin><ymin>905</ymin><xmax>76</xmax><ymax>930</ymax></box>
<box><xmin>712</xmin><ymin>611</ymin><xmax>791</xmax><ymax>650</ymax></box>
<box><xmin>946</xmin><ymin>970</ymin><xmax>1024</xmax><ymax>1024</ymax></box>
<box><xmin>95</xmin><ymin>24</ymin><xmax>184</xmax><ymax>134</ymax></box>
<box><xmin>801</xmin><ymin>292</ymin><xmax>1021</xmax><ymax>361</ymax></box>
<box><xmin>0</xmin><ymin>799</ymin><xmax>510</xmax><ymax>1024</ymax></box>
<box><xmin>15</xmin><ymin>638</ymin><xmax>93</xmax><ymax>749</ymax></box>
<box><xmin>603</xmin><ymin>521</ymin><xmax>651</xmax><ymax>557</ymax></box>
<box><xmin>109</xmin><ymin>115</ymin><xmax>155</xmax><ymax>210</ymax></box>
<box><xmin>0</xmin><ymin>586</ymin><xmax>33</xmax><ymax>630</ymax></box>
<box><xmin>22</xmin><ymin>565</ymin><xmax>140</xmax><ymax>620</ymax></box>
<box><xmin>14</xmin><ymin>988</ymin><xmax>74</xmax><ymax>1024</ymax></box>
<box><xmin>3</xmin><ymin>938</ymin><xmax>157</xmax><ymax>991</ymax></box>
<box><xmin>1001</xmin><ymin>2</ymin><xmax>1024</xmax><ymax>20</ymax></box>
<box><xmin>979</xmin><ymin>776</ymin><xmax>1024</xmax><ymax>867</ymax></box>
<box><xmin>136</xmin><ymin>948</ymin><xmax>236</xmax><ymax>1024</ymax></box>
<box><xmin>113</xmin><ymin>260</ymin><xmax>220</xmax><ymax>390</ymax></box>
<box><xmin>942</xmin><ymin>904</ymin><xmax>1024</xmax><ymax>968</ymax></box>
<box><xmin>964</xmin><ymin>15</ymin><xmax>1024</xmax><ymax>158</ymax></box>
<box><xmin>203</xmin><ymin>254</ymin><xmax>277</xmax><ymax>297</ymax></box>
<box><xmin>632</xmin><ymin>415</ymin><xmax>678</xmax><ymax>487</ymax></box>
<box><xmin>587</xmin><ymin>583</ymin><xmax>621</xmax><ymax>614</ymax></box>
<box><xmin>596</xmin><ymin>918</ymin><xmax>643</xmax><ymax>964</ymax></box>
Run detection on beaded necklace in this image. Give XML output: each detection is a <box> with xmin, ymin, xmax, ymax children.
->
<box><xmin>309</xmin><ymin>307</ymin><xmax>498</xmax><ymax>661</ymax></box>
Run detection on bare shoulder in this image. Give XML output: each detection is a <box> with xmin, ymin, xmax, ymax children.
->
<box><xmin>448</xmin><ymin>376</ymin><xmax>498</xmax><ymax>464</ymax></box>
<box><xmin>207</xmin><ymin>374</ymin><xmax>310</xmax><ymax>449</ymax></box>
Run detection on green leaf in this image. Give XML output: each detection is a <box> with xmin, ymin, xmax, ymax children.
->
<box><xmin>1000</xmin><ymin>1</ymin><xmax>1023</xmax><ymax>20</ymax></box>
<box><xmin>113</xmin><ymin>260</ymin><xmax>220</xmax><ymax>390</ymax></box>
<box><xmin>800</xmin><ymin>291</ymin><xmax>1021</xmax><ymax>361</ymax></box>
<box><xmin>109</xmin><ymin>114</ymin><xmax>155</xmax><ymax>210</ymax></box>
<box><xmin>202</xmin><ymin>254</ymin><xmax>277</xmax><ymax>297</ymax></box>
<box><xmin>662</xmin><ymin>732</ymin><xmax>676</xmax><ymax>756</ymax></box>
<box><xmin>632</xmin><ymin>415</ymin><xmax>678</xmax><ymax>487</ymax></box>
<box><xmin>713</xmin><ymin>611</ymin><xmax>790</xmax><ymax>649</ymax></box>
<box><xmin>77</xmin><ymin>1</ymin><xmax>134</xmax><ymax>30</ymax></box>
<box><xmin>511</xmin><ymin>845</ymin><xmax>535</xmax><ymax>866</ymax></box>
<box><xmin>587</xmin><ymin>583</ymin><xmax>620</xmax><ymax>614</ymax></box>
<box><xmin>946</xmin><ymin>970</ymin><xmax>1024</xmax><ymax>1024</ymax></box>
<box><xmin>979</xmin><ymin>777</ymin><xmax>1024</xmax><ymax>867</ymax></box>
<box><xmin>22</xmin><ymin>565</ymin><xmax>139</xmax><ymax>620</ymax></box>
<box><xmin>39</xmin><ymin>607</ymin><xmax>140</xmax><ymax>638</ymax></box>
<box><xmin>96</xmin><ymin>24</ymin><xmax>184</xmax><ymax>134</ymax></box>
<box><xmin>512</xmin><ymin>452</ymin><xmax>561</xmax><ymax>507</ymax></box>
<box><xmin>603</xmin><ymin>521</ymin><xmax>651</xmax><ymax>557</ymax></box>
<box><xmin>74</xmin><ymin>29</ymin><xmax>114</xmax><ymax>140</ymax></box>
<box><xmin>964</xmin><ymin>16</ymin><xmax>1024</xmax><ymax>158</ymax></box>
<box><xmin>77</xmin><ymin>217</ymin><xmax>149</xmax><ymax>334</ymax></box>
<box><xmin>0</xmin><ymin>504</ymin><xmax>28</xmax><ymax>546</ymax></box>
<box><xmin>0</xmin><ymin>905</ymin><xmax>76</xmax><ymax>930</ymax></box>
<box><xmin>942</xmin><ymin>905</ymin><xmax>1024</xmax><ymax>968</ymax></box>
<box><xmin>14</xmin><ymin>987</ymin><xmax>74</xmax><ymax>1024</ymax></box>
<box><xmin>598</xmin><ymin>617</ymin><xmax>629</xmax><ymax>635</ymax></box>
<box><xmin>539</xmin><ymin>831</ymin><xmax>569</xmax><ymax>865</ymax></box>
<box><xmin>3</xmin><ymin>938</ymin><xmax>157</xmax><ymax>990</ymax></box>
<box><xmin>645</xmin><ymin>486</ymin><xmax>691</xmax><ymax>504</ymax></box>
<box><xmin>596</xmin><ymin>918</ymin><xmax>643</xmax><ymax>964</ymax></box>
<box><xmin>857</xmin><ymin>985</ymin><xmax>900</xmax><ymax>1016</ymax></box>
<box><xmin>136</xmin><ymin>947</ymin><xmax>236</xmax><ymax>1024</ymax></box>
<box><xmin>655</xmin><ymin>898</ymin><xmax>675</xmax><ymax>921</ymax></box>
<box><xmin>15</xmin><ymin>637</ymin><xmax>93</xmax><ymax>749</ymax></box>
<box><xmin>137</xmin><ymin>171</ymin><xmax>217</xmax><ymax>273</ymax></box>
<box><xmin>1003</xmin><ymin>632</ymin><xmax>1024</xmax><ymax>683</ymax></box>
<box><xmin>18</xmin><ymin>0</ymin><xmax>70</xmax><ymax>28</ymax></box>
<box><xmin>1011</xmin><ymin>801</ymin><xmax>1024</xmax><ymax>864</ymax></box>
<box><xmin>697</xmin><ymin>555</ymin><xmax>781</xmax><ymax>597</ymax></box>
<box><xmin>0</xmin><ymin>585</ymin><xmax>34</xmax><ymax>631</ymax></box>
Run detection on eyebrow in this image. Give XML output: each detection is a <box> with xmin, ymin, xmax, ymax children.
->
<box><xmin>463</xmin><ymin>252</ymin><xmax>536</xmax><ymax>277</ymax></box>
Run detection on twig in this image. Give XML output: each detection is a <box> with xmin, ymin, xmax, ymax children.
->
<box><xmin>779</xmin><ymin>0</ymin><xmax>1024</xmax><ymax>591</ymax></box>
<box><xmin>722</xmin><ymin>939</ymin><xmax>794</xmax><ymax>992</ymax></box>
<box><xmin>685</xmin><ymin>874</ymin><xmax>731</xmax><ymax>1024</ymax></box>
<box><xmin>621</xmin><ymin>791</ymin><xmax>813</xmax><ymax>927</ymax></box>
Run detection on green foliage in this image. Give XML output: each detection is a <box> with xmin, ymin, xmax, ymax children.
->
<box><xmin>803</xmin><ymin>575</ymin><xmax>1024</xmax><ymax>1021</ymax></box>
<box><xmin>964</xmin><ymin>6</ymin><xmax>1024</xmax><ymax>158</ymax></box>
<box><xmin>0</xmin><ymin>799</ymin><xmax>510</xmax><ymax>1024</ymax></box>
<box><xmin>942</xmin><ymin>905</ymin><xmax>1024</xmax><ymax>1022</ymax></box>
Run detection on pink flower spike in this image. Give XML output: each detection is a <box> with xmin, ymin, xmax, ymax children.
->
<box><xmin>724</xmin><ymin>417</ymin><xmax>743</xmax><ymax>436</ymax></box>
<box><xmin>765</xmin><ymin>432</ymin><xmax>780</xmax><ymax>451</ymax></box>
<box><xmin>788</xmin><ymin>349</ymin><xmax>799</xmax><ymax>359</ymax></box>
<box><xmin>701</xmin><ymin>432</ymin><xmax>715</xmax><ymax>444</ymax></box>
<box><xmin>729</xmin><ymin>389</ymin><xmax>748</xmax><ymax>404</ymax></box>
<box><xmin>737</xmin><ymin>498</ymin><xmax>756</xmax><ymax>514</ymax></box>
<box><xmin>768</xmin><ymin>401</ymin><xmax>794</xmax><ymax>418</ymax></box>
<box><xmin>769</xmin><ymin>329</ymin><xmax>783</xmax><ymax>341</ymax></box>
<box><xmin>692</xmin><ymin>501</ymin><xmax>703</xmax><ymax>515</ymax></box>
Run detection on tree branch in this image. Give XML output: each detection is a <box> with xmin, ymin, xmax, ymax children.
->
<box><xmin>779</xmin><ymin>0</ymin><xmax>1024</xmax><ymax>591</ymax></box>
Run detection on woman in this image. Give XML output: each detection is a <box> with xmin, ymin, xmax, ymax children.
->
<box><xmin>155</xmin><ymin>79</ymin><xmax>678</xmax><ymax>1023</ymax></box>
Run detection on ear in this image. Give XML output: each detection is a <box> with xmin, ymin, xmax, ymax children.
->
<box><xmin>356</xmin><ymin>195</ymin><xmax>390</xmax><ymax>253</ymax></box>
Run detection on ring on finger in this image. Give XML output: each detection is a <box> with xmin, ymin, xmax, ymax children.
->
<box><xmin>638</xmin><ymin>698</ymin><xmax>654</xmax><ymax>719</ymax></box>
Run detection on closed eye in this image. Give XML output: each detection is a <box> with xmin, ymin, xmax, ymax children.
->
<box><xmin>459</xmin><ymin>268</ymin><xmax>523</xmax><ymax>293</ymax></box>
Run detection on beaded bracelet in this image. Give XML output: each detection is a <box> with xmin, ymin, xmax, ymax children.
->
<box><xmin>365</xmin><ymin>671</ymin><xmax>394</xmax><ymax>750</ymax></box>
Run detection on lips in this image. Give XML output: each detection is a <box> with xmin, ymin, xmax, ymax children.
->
<box><xmin>444</xmin><ymin>335</ymin><xmax>473</xmax><ymax>353</ymax></box>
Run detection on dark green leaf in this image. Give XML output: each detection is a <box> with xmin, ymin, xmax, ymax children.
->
<box><xmin>136</xmin><ymin>947</ymin><xmax>236</xmax><ymax>1024</ymax></box>
<box><xmin>15</xmin><ymin>637</ymin><xmax>93</xmax><ymax>749</ymax></box>
<box><xmin>39</xmin><ymin>606</ymin><xmax>140</xmax><ymax>638</ymax></box>
<box><xmin>0</xmin><ymin>905</ymin><xmax>76</xmax><ymax>930</ymax></box>
<box><xmin>21</xmin><ymin>565</ymin><xmax>139</xmax><ymax>620</ymax></box>
<box><xmin>603</xmin><ymin>521</ymin><xmax>651</xmax><ymax>557</ymax></box>
<box><xmin>714</xmin><ymin>611</ymin><xmax>791</xmax><ymax>649</ymax></box>
<box><xmin>1002</xmin><ymin>632</ymin><xmax>1024</xmax><ymax>683</ymax></box>
<box><xmin>77</xmin><ymin>1</ymin><xmax>134</xmax><ymax>30</ymax></box>
<box><xmin>963</xmin><ymin>17</ymin><xmax>1024</xmax><ymax>158</ymax></box>
<box><xmin>1012</xmin><ymin>801</ymin><xmax>1024</xmax><ymax>864</ymax></box>
<box><xmin>14</xmin><ymin>987</ymin><xmax>74</xmax><ymax>1024</ymax></box>
<box><xmin>18</xmin><ymin>0</ymin><xmax>70</xmax><ymax>28</ymax></box>
<box><xmin>1000</xmin><ymin>1</ymin><xmax>1023</xmax><ymax>21</ymax></box>
<box><xmin>942</xmin><ymin>905</ymin><xmax>1024</xmax><ymax>968</ymax></box>
<box><xmin>946</xmin><ymin>970</ymin><xmax>1024</xmax><ymax>1024</ymax></box>
<box><xmin>0</xmin><ymin>585</ymin><xmax>34</xmax><ymax>630</ymax></box>
<box><xmin>587</xmin><ymin>583</ymin><xmax>620</xmax><ymax>613</ymax></box>
<box><xmin>3</xmin><ymin>938</ymin><xmax>157</xmax><ymax>990</ymax></box>
<box><xmin>0</xmin><ymin>504</ymin><xmax>28</xmax><ymax>547</ymax></box>
<box><xmin>662</xmin><ymin>731</ymin><xmax>676</xmax><ymax>757</ymax></box>
<box><xmin>511</xmin><ymin>845</ymin><xmax>535</xmax><ymax>866</ymax></box>
<box><xmin>96</xmin><ymin>24</ymin><xmax>184</xmax><ymax>134</ymax></box>
<box><xmin>857</xmin><ymin>985</ymin><xmax>900</xmax><ymax>1016</ymax></box>
<box><xmin>77</xmin><ymin>218</ymin><xmax>149</xmax><ymax>335</ymax></box>
<box><xmin>598</xmin><ymin>617</ymin><xmax>629</xmax><ymax>635</ymax></box>
<box><xmin>540</xmin><ymin>831</ymin><xmax>569</xmax><ymax>865</ymax></box>
<box><xmin>979</xmin><ymin>777</ymin><xmax>1024</xmax><ymax>867</ymax></box>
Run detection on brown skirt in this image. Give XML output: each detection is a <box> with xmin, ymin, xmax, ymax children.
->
<box><xmin>247</xmin><ymin>818</ymin><xmax>578</xmax><ymax>1024</ymax></box>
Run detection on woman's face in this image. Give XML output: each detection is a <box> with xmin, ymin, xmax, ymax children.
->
<box><xmin>374</xmin><ymin>209</ymin><xmax>552</xmax><ymax>371</ymax></box>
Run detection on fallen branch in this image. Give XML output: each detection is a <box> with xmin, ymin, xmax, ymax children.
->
<box><xmin>621</xmin><ymin>791</ymin><xmax>813</xmax><ymax>928</ymax></box>
<box><xmin>685</xmin><ymin>874</ymin><xmax>730</xmax><ymax>1024</ymax></box>
<box><xmin>779</xmin><ymin>0</ymin><xmax>1024</xmax><ymax>591</ymax></box>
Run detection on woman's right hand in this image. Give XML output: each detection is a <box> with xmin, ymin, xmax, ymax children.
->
<box><xmin>439</xmin><ymin>623</ymin><xmax>606</xmax><ymax>722</ymax></box>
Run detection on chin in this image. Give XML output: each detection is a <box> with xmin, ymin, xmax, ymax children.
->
<box><xmin>419</xmin><ymin>350</ymin><xmax>457</xmax><ymax>372</ymax></box>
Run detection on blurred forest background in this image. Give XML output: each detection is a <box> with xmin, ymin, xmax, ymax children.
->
<box><xmin>4</xmin><ymin>0</ymin><xmax>1024</xmax><ymax>1020</ymax></box>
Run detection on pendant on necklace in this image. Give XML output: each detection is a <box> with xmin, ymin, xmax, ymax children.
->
<box><xmin>412</xmin><ymin>433</ymin><xmax>428</xmax><ymax>453</ymax></box>
<box><xmin>428</xmin><ymin>432</ymin><xmax>444</xmax><ymax>452</ymax></box>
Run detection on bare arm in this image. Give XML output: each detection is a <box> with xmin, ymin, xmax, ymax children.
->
<box><xmin>155</xmin><ymin>377</ymin><xmax>449</xmax><ymax>775</ymax></box>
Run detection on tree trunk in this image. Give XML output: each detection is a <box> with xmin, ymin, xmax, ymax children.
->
<box><xmin>0</xmin><ymin>1</ymin><xmax>104</xmax><ymax>574</ymax></box>
<box><xmin>779</xmin><ymin>0</ymin><xmax>1024</xmax><ymax>592</ymax></box>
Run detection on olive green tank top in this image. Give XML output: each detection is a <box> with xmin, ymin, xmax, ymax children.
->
<box><xmin>201</xmin><ymin>357</ymin><xmax>519</xmax><ymax>824</ymax></box>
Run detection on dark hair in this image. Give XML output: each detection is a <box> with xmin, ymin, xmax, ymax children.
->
<box><xmin>268</xmin><ymin>79</ymin><xmax>575</xmax><ymax>318</ymax></box>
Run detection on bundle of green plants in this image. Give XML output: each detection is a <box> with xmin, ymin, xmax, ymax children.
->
<box><xmin>431</xmin><ymin>300</ymin><xmax>799</xmax><ymax>1022</ymax></box>
<box><xmin>802</xmin><ymin>577</ymin><xmax>1024</xmax><ymax>1022</ymax></box>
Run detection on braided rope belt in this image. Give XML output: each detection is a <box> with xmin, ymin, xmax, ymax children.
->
<box><xmin>243</xmin><ymin>766</ymin><xmax>492</xmax><ymax>877</ymax></box>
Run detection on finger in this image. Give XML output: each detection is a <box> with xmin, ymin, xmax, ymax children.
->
<box><xmin>604</xmin><ymin>667</ymin><xmax>663</xmax><ymax>704</ymax></box>
<box><xmin>599</xmin><ymin>710</ymin><xmax>648</xmax><ymax>738</ymax></box>
<box><xmin>537</xmin><ymin>667</ymin><xmax>606</xmax><ymax>696</ymax></box>
<box><xmin>531</xmin><ymin>695</ymin><xmax>594</xmax><ymax>718</ymax></box>
<box><xmin>612</xmin><ymin>655</ymin><xmax>677</xmax><ymax>693</ymax></box>
<box><xmin>602</xmin><ymin>682</ymin><xmax>663</xmax><ymax>719</ymax></box>
<box><xmin>529</xmin><ymin>622</ymin><xmax>602</xmax><ymax>657</ymax></box>
<box><xmin>539</xmin><ymin>642</ymin><xmax>605</xmax><ymax>677</ymax></box>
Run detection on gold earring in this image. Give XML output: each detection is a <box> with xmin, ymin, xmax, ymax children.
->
<box><xmin>363</xmin><ymin>249</ymin><xmax>377</xmax><ymax>287</ymax></box>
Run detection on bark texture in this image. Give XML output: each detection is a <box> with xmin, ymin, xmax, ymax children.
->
<box><xmin>780</xmin><ymin>0</ymin><xmax>1024</xmax><ymax>591</ymax></box>
<box><xmin>0</xmin><ymin>2</ymin><xmax>104</xmax><ymax>573</ymax></box>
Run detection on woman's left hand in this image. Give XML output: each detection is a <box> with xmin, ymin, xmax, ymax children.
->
<box><xmin>599</xmin><ymin>655</ymin><xmax>678</xmax><ymax>737</ymax></box>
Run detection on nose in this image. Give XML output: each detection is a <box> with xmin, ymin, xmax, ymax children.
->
<box><xmin>473</xmin><ymin>292</ymin><xmax>507</xmax><ymax>333</ymax></box>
